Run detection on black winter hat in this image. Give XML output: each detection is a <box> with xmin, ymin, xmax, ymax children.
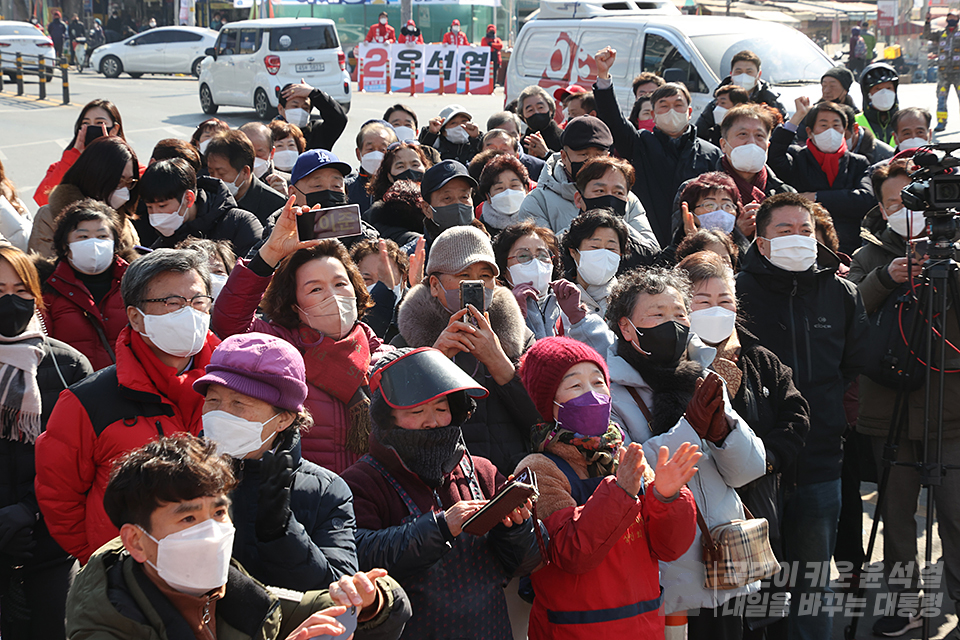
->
<box><xmin>821</xmin><ymin>66</ymin><xmax>855</xmax><ymax>92</ymax></box>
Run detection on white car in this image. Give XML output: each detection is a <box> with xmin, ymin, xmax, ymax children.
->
<box><xmin>90</xmin><ymin>26</ymin><xmax>218</xmax><ymax>79</ymax></box>
<box><xmin>198</xmin><ymin>18</ymin><xmax>351</xmax><ymax>120</ymax></box>
<box><xmin>0</xmin><ymin>20</ymin><xmax>56</xmax><ymax>81</ymax></box>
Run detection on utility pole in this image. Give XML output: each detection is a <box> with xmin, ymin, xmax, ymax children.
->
<box><xmin>401</xmin><ymin>0</ymin><xmax>411</xmax><ymax>24</ymax></box>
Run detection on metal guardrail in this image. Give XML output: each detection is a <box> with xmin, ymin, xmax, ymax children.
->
<box><xmin>0</xmin><ymin>51</ymin><xmax>69</xmax><ymax>104</ymax></box>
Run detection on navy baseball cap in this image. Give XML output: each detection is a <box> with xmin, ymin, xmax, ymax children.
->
<box><xmin>290</xmin><ymin>150</ymin><xmax>352</xmax><ymax>185</ymax></box>
<box><xmin>421</xmin><ymin>160</ymin><xmax>478</xmax><ymax>202</ymax></box>
<box><xmin>560</xmin><ymin>116</ymin><xmax>613</xmax><ymax>151</ymax></box>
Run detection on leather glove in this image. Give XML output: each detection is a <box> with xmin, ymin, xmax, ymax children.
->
<box><xmin>552</xmin><ymin>279</ymin><xmax>586</xmax><ymax>325</ymax></box>
<box><xmin>685</xmin><ymin>372</ymin><xmax>725</xmax><ymax>441</ymax></box>
<box><xmin>512</xmin><ymin>283</ymin><xmax>539</xmax><ymax>318</ymax></box>
<box><xmin>256</xmin><ymin>450</ymin><xmax>294</xmax><ymax>542</ymax></box>
<box><xmin>0</xmin><ymin>504</ymin><xmax>34</xmax><ymax>555</ymax></box>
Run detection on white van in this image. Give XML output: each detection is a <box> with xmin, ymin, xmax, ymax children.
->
<box><xmin>198</xmin><ymin>18</ymin><xmax>351</xmax><ymax>120</ymax></box>
<box><xmin>506</xmin><ymin>0</ymin><xmax>843</xmax><ymax>121</ymax></box>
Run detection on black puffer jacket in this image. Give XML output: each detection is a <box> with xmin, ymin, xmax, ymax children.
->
<box><xmin>594</xmin><ymin>82</ymin><xmax>722</xmax><ymax>247</ymax></box>
<box><xmin>1</xmin><ymin>335</ymin><xmax>91</xmax><ymax>569</ymax></box>
<box><xmin>228</xmin><ymin>428</ymin><xmax>358</xmax><ymax>592</ymax></box>
<box><xmin>393</xmin><ymin>284</ymin><xmax>541</xmax><ymax>475</ymax></box>
<box><xmin>151</xmin><ymin>177</ymin><xmax>264</xmax><ymax>257</ymax></box>
<box><xmin>274</xmin><ymin>89</ymin><xmax>348</xmax><ymax>152</ymax></box>
<box><xmin>767</xmin><ymin>125</ymin><xmax>875</xmax><ymax>255</ymax></box>
<box><xmin>736</xmin><ymin>243</ymin><xmax>869</xmax><ymax>485</ymax></box>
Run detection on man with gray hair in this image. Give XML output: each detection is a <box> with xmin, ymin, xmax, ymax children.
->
<box><xmin>482</xmin><ymin>123</ymin><xmax>545</xmax><ymax>181</ymax></box>
<box><xmin>516</xmin><ymin>85</ymin><xmax>563</xmax><ymax>159</ymax></box>
<box><xmin>35</xmin><ymin>248</ymin><xmax>221</xmax><ymax>565</ymax></box>
<box><xmin>239</xmin><ymin>121</ymin><xmax>289</xmax><ymax>194</ymax></box>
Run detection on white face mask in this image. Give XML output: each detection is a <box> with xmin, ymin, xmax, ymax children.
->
<box><xmin>274</xmin><ymin>149</ymin><xmax>299</xmax><ymax>172</ymax></box>
<box><xmin>765</xmin><ymin>235</ymin><xmax>818</xmax><ymax>272</ymax></box>
<box><xmin>138</xmin><ymin>305</ymin><xmax>210</xmax><ymax>358</ymax></box>
<box><xmin>149</xmin><ymin>194</ymin><xmax>189</xmax><ymax>237</ymax></box>
<box><xmin>712</xmin><ymin>105</ymin><xmax>728</xmax><ymax>126</ymax></box>
<box><xmin>697</xmin><ymin>210</ymin><xmax>736</xmax><ymax>234</ymax></box>
<box><xmin>509</xmin><ymin>259</ymin><xmax>553</xmax><ymax>297</ymax></box>
<box><xmin>202</xmin><ymin>410</ymin><xmax>279</xmax><ymax>458</ymax></box>
<box><xmin>140</xmin><ymin>518</ymin><xmax>235</xmax><ymax>596</ymax></box>
<box><xmin>689</xmin><ymin>306</ymin><xmax>737</xmax><ymax>345</ymax></box>
<box><xmin>728</xmin><ymin>143</ymin><xmax>767</xmax><ymax>174</ymax></box>
<box><xmin>731</xmin><ymin>73</ymin><xmax>757</xmax><ymax>90</ymax></box>
<box><xmin>379</xmin><ymin>17</ymin><xmax>387</xmax><ymax>24</ymax></box>
<box><xmin>393</xmin><ymin>125</ymin><xmax>417</xmax><ymax>141</ymax></box>
<box><xmin>209</xmin><ymin>273</ymin><xmax>228</xmax><ymax>300</ymax></box>
<box><xmin>886</xmin><ymin>207</ymin><xmax>926</xmax><ymax>238</ymax></box>
<box><xmin>360</xmin><ymin>150</ymin><xmax>384</xmax><ymax>175</ymax></box>
<box><xmin>445</xmin><ymin>125</ymin><xmax>470</xmax><ymax>145</ymax></box>
<box><xmin>576</xmin><ymin>248</ymin><xmax>620</xmax><ymax>286</ymax></box>
<box><xmin>898</xmin><ymin>136</ymin><xmax>928</xmax><ymax>151</ymax></box>
<box><xmin>224</xmin><ymin>172</ymin><xmax>245</xmax><ymax>198</ymax></box>
<box><xmin>489</xmin><ymin>188</ymin><xmax>526</xmax><ymax>217</ymax></box>
<box><xmin>452</xmin><ymin>25</ymin><xmax>460</xmax><ymax>33</ymax></box>
<box><xmin>109</xmin><ymin>187</ymin><xmax>130</xmax><ymax>209</ymax></box>
<box><xmin>870</xmin><ymin>88</ymin><xmax>896</xmax><ymax>112</ymax></box>
<box><xmin>562</xmin><ymin>107</ymin><xmax>571</xmax><ymax>122</ymax></box>
<box><xmin>655</xmin><ymin>108</ymin><xmax>689</xmax><ymax>135</ymax></box>
<box><xmin>297</xmin><ymin>295</ymin><xmax>358</xmax><ymax>340</ymax></box>
<box><xmin>253</xmin><ymin>157</ymin><xmax>269</xmax><ymax>178</ymax></box>
<box><xmin>69</xmin><ymin>238</ymin><xmax>114</xmax><ymax>275</ymax></box>
<box><xmin>812</xmin><ymin>128</ymin><xmax>844</xmax><ymax>154</ymax></box>
<box><xmin>285</xmin><ymin>108</ymin><xmax>310</xmax><ymax>128</ymax></box>
<box><xmin>198</xmin><ymin>139</ymin><xmax>211</xmax><ymax>156</ymax></box>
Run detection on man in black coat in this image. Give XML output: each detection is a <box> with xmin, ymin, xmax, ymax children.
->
<box><xmin>205</xmin><ymin>130</ymin><xmax>286</xmax><ymax>226</ymax></box>
<box><xmin>694</xmin><ymin>49</ymin><xmax>787</xmax><ymax>138</ymax></box>
<box><xmin>275</xmin><ymin>82</ymin><xmax>348</xmax><ymax>153</ymax></box>
<box><xmin>593</xmin><ymin>46</ymin><xmax>722</xmax><ymax>248</ymax></box>
<box><xmin>736</xmin><ymin>193</ymin><xmax>867</xmax><ymax>640</ymax></box>
<box><xmin>767</xmin><ymin>98</ymin><xmax>875</xmax><ymax>255</ymax></box>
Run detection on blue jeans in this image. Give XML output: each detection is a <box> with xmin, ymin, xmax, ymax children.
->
<box><xmin>782</xmin><ymin>478</ymin><xmax>842</xmax><ymax>640</ymax></box>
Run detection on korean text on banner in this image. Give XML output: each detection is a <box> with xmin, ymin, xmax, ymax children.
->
<box><xmin>391</xmin><ymin>44</ymin><xmax>425</xmax><ymax>93</ymax></box>
<box><xmin>456</xmin><ymin>46</ymin><xmax>492</xmax><ymax>94</ymax></box>
<box><xmin>358</xmin><ymin>42</ymin><xmax>390</xmax><ymax>93</ymax></box>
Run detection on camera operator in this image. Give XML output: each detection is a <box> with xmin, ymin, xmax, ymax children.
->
<box><xmin>849</xmin><ymin>157</ymin><xmax>960</xmax><ymax>638</ymax></box>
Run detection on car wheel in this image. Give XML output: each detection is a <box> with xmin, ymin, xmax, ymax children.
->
<box><xmin>191</xmin><ymin>57</ymin><xmax>204</xmax><ymax>77</ymax></box>
<box><xmin>200</xmin><ymin>83</ymin><xmax>218</xmax><ymax>114</ymax></box>
<box><xmin>254</xmin><ymin>88</ymin><xmax>275</xmax><ymax>120</ymax></box>
<box><xmin>128</xmin><ymin>72</ymin><xmax>142</xmax><ymax>79</ymax></box>
<box><xmin>101</xmin><ymin>55</ymin><xmax>122</xmax><ymax>78</ymax></box>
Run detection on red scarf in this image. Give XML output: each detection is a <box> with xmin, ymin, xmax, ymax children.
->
<box><xmin>805</xmin><ymin>138</ymin><xmax>847</xmax><ymax>187</ymax></box>
<box><xmin>721</xmin><ymin>156</ymin><xmax>768</xmax><ymax>205</ymax></box>
<box><xmin>300</xmin><ymin>323</ymin><xmax>370</xmax><ymax>405</ymax></box>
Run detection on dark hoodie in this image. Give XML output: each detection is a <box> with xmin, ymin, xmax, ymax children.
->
<box><xmin>150</xmin><ymin>176</ymin><xmax>263</xmax><ymax>256</ymax></box>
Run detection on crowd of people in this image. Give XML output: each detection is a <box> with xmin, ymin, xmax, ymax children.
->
<box><xmin>0</xmin><ymin>38</ymin><xmax>955</xmax><ymax>640</ymax></box>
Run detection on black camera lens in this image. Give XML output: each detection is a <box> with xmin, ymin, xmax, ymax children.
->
<box><xmin>936</xmin><ymin>181</ymin><xmax>960</xmax><ymax>203</ymax></box>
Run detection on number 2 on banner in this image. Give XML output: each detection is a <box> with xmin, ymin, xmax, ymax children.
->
<box><xmin>360</xmin><ymin>43</ymin><xmax>389</xmax><ymax>93</ymax></box>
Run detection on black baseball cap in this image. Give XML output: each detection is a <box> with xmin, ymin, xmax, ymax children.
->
<box><xmin>421</xmin><ymin>160</ymin><xmax>478</xmax><ymax>202</ymax></box>
<box><xmin>560</xmin><ymin>115</ymin><xmax>613</xmax><ymax>151</ymax></box>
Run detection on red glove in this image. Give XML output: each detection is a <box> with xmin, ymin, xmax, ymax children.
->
<box><xmin>512</xmin><ymin>283</ymin><xmax>539</xmax><ymax>318</ymax></box>
<box><xmin>552</xmin><ymin>279</ymin><xmax>586</xmax><ymax>325</ymax></box>
<box><xmin>685</xmin><ymin>372</ymin><xmax>729</xmax><ymax>443</ymax></box>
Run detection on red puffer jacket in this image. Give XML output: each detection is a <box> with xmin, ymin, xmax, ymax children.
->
<box><xmin>41</xmin><ymin>257</ymin><xmax>128</xmax><ymax>371</ymax></box>
<box><xmin>34</xmin><ymin>327</ymin><xmax>218</xmax><ymax>564</ymax></box>
<box><xmin>211</xmin><ymin>258</ymin><xmax>392</xmax><ymax>473</ymax></box>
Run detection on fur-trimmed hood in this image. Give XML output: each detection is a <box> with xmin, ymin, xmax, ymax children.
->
<box><xmin>397</xmin><ymin>282</ymin><xmax>532</xmax><ymax>361</ymax></box>
<box><xmin>47</xmin><ymin>184</ymin><xmax>86</xmax><ymax>219</ymax></box>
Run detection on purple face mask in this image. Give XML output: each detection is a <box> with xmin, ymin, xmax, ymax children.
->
<box><xmin>555</xmin><ymin>391</ymin><xmax>612</xmax><ymax>437</ymax></box>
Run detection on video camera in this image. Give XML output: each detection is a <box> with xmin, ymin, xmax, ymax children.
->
<box><xmin>900</xmin><ymin>143</ymin><xmax>960</xmax><ymax>258</ymax></box>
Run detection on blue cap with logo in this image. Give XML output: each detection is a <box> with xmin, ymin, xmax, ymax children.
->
<box><xmin>290</xmin><ymin>149</ymin><xmax>352</xmax><ymax>186</ymax></box>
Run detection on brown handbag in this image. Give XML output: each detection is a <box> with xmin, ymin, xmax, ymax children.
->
<box><xmin>696</xmin><ymin>504</ymin><xmax>780</xmax><ymax>590</ymax></box>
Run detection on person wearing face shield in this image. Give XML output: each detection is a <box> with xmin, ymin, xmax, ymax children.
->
<box><xmin>514</xmin><ymin>337</ymin><xmax>699</xmax><ymax>640</ymax></box>
<box><xmin>340</xmin><ymin>347</ymin><xmax>542</xmax><ymax>639</ymax></box>
<box><xmin>394</xmin><ymin>226</ymin><xmax>543</xmax><ymax>475</ymax></box>
<box><xmin>140</xmin><ymin>158</ymin><xmax>263</xmax><ymax>257</ymax></box>
<box><xmin>768</xmin><ymin>99</ymin><xmax>874</xmax><ymax>255</ymax></box>
<box><xmin>41</xmin><ymin>199</ymin><xmax>129</xmax><ymax>371</ymax></box>
<box><xmin>592</xmin><ymin>47</ymin><xmax>723</xmax><ymax>248</ymax></box>
<box><xmin>275</xmin><ymin>82</ymin><xmax>348</xmax><ymax>153</ymax></box>
<box><xmin>206</xmin><ymin>130</ymin><xmax>287</xmax><ymax>226</ymax></box>
<box><xmin>69</xmin><ymin>434</ymin><xmax>412</xmax><ymax>640</ymax></box>
<box><xmin>855</xmin><ymin>63</ymin><xmax>900</xmax><ymax>146</ymax></box>
<box><xmin>925</xmin><ymin>11</ymin><xmax>960</xmax><ymax>132</ymax></box>
<box><xmin>347</xmin><ymin>121</ymin><xmax>399</xmax><ymax>217</ymax></box>
<box><xmin>419</xmin><ymin>104</ymin><xmax>482</xmax><ymax>166</ymax></box>
<box><xmin>0</xmin><ymin>244</ymin><xmax>92</xmax><ymax>640</ymax></box>
<box><xmin>212</xmin><ymin>197</ymin><xmax>391</xmax><ymax>473</ymax></box>
<box><xmin>35</xmin><ymin>249</ymin><xmax>221</xmax><ymax>566</ymax></box>
<box><xmin>735</xmin><ymin>193</ymin><xmax>869</xmax><ymax>640</ymax></box>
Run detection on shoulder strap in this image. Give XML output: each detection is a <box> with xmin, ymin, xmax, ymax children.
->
<box><xmin>696</xmin><ymin>504</ymin><xmax>716</xmax><ymax>549</ymax></box>
<box><xmin>626</xmin><ymin>386</ymin><xmax>654</xmax><ymax>423</ymax></box>
<box><xmin>83</xmin><ymin>310</ymin><xmax>116</xmax><ymax>364</ymax></box>
<box><xmin>458</xmin><ymin>453</ymin><xmax>484</xmax><ymax>501</ymax></box>
<box><xmin>542</xmin><ymin>452</ymin><xmax>601</xmax><ymax>506</ymax></box>
<box><xmin>359</xmin><ymin>454</ymin><xmax>422</xmax><ymax>518</ymax></box>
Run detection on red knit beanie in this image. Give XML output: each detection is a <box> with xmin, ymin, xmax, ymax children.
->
<box><xmin>519</xmin><ymin>337</ymin><xmax>610</xmax><ymax>422</ymax></box>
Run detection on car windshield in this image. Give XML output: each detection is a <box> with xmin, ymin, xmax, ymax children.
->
<box><xmin>269</xmin><ymin>25</ymin><xmax>338</xmax><ymax>51</ymax></box>
<box><xmin>0</xmin><ymin>25</ymin><xmax>39</xmax><ymax>36</ymax></box>
<box><xmin>690</xmin><ymin>31</ymin><xmax>833</xmax><ymax>85</ymax></box>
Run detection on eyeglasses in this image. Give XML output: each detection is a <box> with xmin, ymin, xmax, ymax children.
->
<box><xmin>695</xmin><ymin>201</ymin><xmax>737</xmax><ymax>214</ymax></box>
<box><xmin>509</xmin><ymin>250</ymin><xmax>552</xmax><ymax>265</ymax></box>
<box><xmin>118</xmin><ymin>177</ymin><xmax>138</xmax><ymax>190</ymax></box>
<box><xmin>387</xmin><ymin>140</ymin><xmax>420</xmax><ymax>151</ymax></box>
<box><xmin>140</xmin><ymin>294</ymin><xmax>214</xmax><ymax>313</ymax></box>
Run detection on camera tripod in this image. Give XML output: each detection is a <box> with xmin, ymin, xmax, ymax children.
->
<box><xmin>845</xmin><ymin>237</ymin><xmax>960</xmax><ymax>640</ymax></box>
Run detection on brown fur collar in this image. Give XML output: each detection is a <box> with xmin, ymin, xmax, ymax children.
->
<box><xmin>397</xmin><ymin>283</ymin><xmax>532</xmax><ymax>361</ymax></box>
<box><xmin>47</xmin><ymin>184</ymin><xmax>86</xmax><ymax>219</ymax></box>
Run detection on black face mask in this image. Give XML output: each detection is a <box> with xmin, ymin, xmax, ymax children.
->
<box><xmin>305</xmin><ymin>189</ymin><xmax>348</xmax><ymax>209</ymax></box>
<box><xmin>949</xmin><ymin>18</ymin><xmax>958</xmax><ymax>27</ymax></box>
<box><xmin>567</xmin><ymin>160</ymin><xmax>585</xmax><ymax>180</ymax></box>
<box><xmin>631</xmin><ymin>320</ymin><xmax>689</xmax><ymax>368</ymax></box>
<box><xmin>0</xmin><ymin>295</ymin><xmax>35</xmax><ymax>338</ymax></box>
<box><xmin>583</xmin><ymin>194</ymin><xmax>627</xmax><ymax>217</ymax></box>
<box><xmin>525</xmin><ymin>112</ymin><xmax>551</xmax><ymax>132</ymax></box>
<box><xmin>487</xmin><ymin>30</ymin><xmax>495</xmax><ymax>38</ymax></box>
<box><xmin>393</xmin><ymin>169</ymin><xmax>424</xmax><ymax>183</ymax></box>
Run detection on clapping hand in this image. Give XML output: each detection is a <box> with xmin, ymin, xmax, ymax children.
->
<box><xmin>685</xmin><ymin>372</ymin><xmax>726</xmax><ymax>441</ymax></box>
<box><xmin>552</xmin><ymin>279</ymin><xmax>586</xmax><ymax>325</ymax></box>
<box><xmin>652</xmin><ymin>443</ymin><xmax>701</xmax><ymax>500</ymax></box>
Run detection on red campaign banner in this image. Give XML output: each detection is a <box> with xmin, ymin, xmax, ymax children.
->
<box><xmin>359</xmin><ymin>44</ymin><xmax>494</xmax><ymax>94</ymax></box>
